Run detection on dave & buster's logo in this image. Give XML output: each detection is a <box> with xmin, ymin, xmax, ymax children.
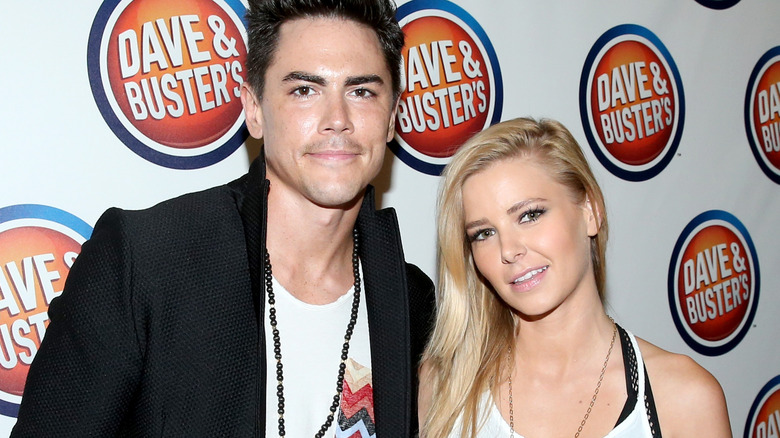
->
<box><xmin>392</xmin><ymin>0</ymin><xmax>503</xmax><ymax>176</ymax></box>
<box><xmin>668</xmin><ymin>210</ymin><xmax>759</xmax><ymax>356</ymax></box>
<box><xmin>745</xmin><ymin>46</ymin><xmax>780</xmax><ymax>184</ymax></box>
<box><xmin>0</xmin><ymin>205</ymin><xmax>92</xmax><ymax>417</ymax></box>
<box><xmin>580</xmin><ymin>24</ymin><xmax>685</xmax><ymax>181</ymax></box>
<box><xmin>745</xmin><ymin>375</ymin><xmax>780</xmax><ymax>438</ymax></box>
<box><xmin>87</xmin><ymin>0</ymin><xmax>248</xmax><ymax>169</ymax></box>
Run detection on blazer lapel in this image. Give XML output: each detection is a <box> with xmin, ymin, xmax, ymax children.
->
<box><xmin>232</xmin><ymin>155</ymin><xmax>269</xmax><ymax>438</ymax></box>
<box><xmin>356</xmin><ymin>187</ymin><xmax>412</xmax><ymax>435</ymax></box>
<box><xmin>235</xmin><ymin>155</ymin><xmax>267</xmax><ymax>320</ymax></box>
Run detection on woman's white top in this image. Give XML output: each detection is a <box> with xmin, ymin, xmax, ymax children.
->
<box><xmin>448</xmin><ymin>326</ymin><xmax>660</xmax><ymax>437</ymax></box>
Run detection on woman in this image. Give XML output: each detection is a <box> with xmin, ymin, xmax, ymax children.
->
<box><xmin>419</xmin><ymin>118</ymin><xmax>731</xmax><ymax>437</ymax></box>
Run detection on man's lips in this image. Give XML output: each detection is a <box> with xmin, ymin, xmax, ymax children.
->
<box><xmin>307</xmin><ymin>150</ymin><xmax>360</xmax><ymax>160</ymax></box>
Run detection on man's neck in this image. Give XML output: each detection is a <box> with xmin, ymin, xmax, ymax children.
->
<box><xmin>264</xmin><ymin>184</ymin><xmax>364</xmax><ymax>305</ymax></box>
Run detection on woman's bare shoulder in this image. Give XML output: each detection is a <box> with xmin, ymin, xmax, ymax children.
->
<box><xmin>635</xmin><ymin>336</ymin><xmax>732</xmax><ymax>437</ymax></box>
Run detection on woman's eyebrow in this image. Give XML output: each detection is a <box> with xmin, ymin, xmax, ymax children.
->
<box><xmin>506</xmin><ymin>198</ymin><xmax>546</xmax><ymax>215</ymax></box>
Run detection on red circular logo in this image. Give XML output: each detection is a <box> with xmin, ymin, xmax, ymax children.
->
<box><xmin>748</xmin><ymin>53</ymin><xmax>780</xmax><ymax>171</ymax></box>
<box><xmin>397</xmin><ymin>15</ymin><xmax>490</xmax><ymax>157</ymax></box>
<box><xmin>668</xmin><ymin>210</ymin><xmax>759</xmax><ymax>356</ymax></box>
<box><xmin>392</xmin><ymin>1</ymin><xmax>503</xmax><ymax>176</ymax></box>
<box><xmin>676</xmin><ymin>225</ymin><xmax>751</xmax><ymax>341</ymax></box>
<box><xmin>0</xmin><ymin>205</ymin><xmax>91</xmax><ymax>413</ymax></box>
<box><xmin>580</xmin><ymin>25</ymin><xmax>684</xmax><ymax>181</ymax></box>
<box><xmin>590</xmin><ymin>40</ymin><xmax>675</xmax><ymax>165</ymax></box>
<box><xmin>88</xmin><ymin>0</ymin><xmax>248</xmax><ymax>168</ymax></box>
<box><xmin>105</xmin><ymin>0</ymin><xmax>246</xmax><ymax>148</ymax></box>
<box><xmin>752</xmin><ymin>390</ymin><xmax>780</xmax><ymax>438</ymax></box>
<box><xmin>745</xmin><ymin>376</ymin><xmax>780</xmax><ymax>438</ymax></box>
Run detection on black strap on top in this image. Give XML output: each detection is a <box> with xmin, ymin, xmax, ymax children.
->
<box><xmin>613</xmin><ymin>324</ymin><xmax>662</xmax><ymax>437</ymax></box>
<box><xmin>644</xmin><ymin>365</ymin><xmax>661</xmax><ymax>437</ymax></box>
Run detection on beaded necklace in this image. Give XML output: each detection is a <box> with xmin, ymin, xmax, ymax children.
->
<box><xmin>264</xmin><ymin>228</ymin><xmax>361</xmax><ymax>437</ymax></box>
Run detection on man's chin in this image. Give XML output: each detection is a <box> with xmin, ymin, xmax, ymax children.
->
<box><xmin>305</xmin><ymin>184</ymin><xmax>367</xmax><ymax>210</ymax></box>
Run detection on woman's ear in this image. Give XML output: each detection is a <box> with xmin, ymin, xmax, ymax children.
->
<box><xmin>583</xmin><ymin>196</ymin><xmax>600</xmax><ymax>237</ymax></box>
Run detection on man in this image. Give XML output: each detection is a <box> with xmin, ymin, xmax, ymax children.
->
<box><xmin>11</xmin><ymin>0</ymin><xmax>434</xmax><ymax>436</ymax></box>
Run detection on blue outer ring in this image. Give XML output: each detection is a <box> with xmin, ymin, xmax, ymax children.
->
<box><xmin>579</xmin><ymin>24</ymin><xmax>686</xmax><ymax>182</ymax></box>
<box><xmin>743</xmin><ymin>374</ymin><xmax>780</xmax><ymax>438</ymax></box>
<box><xmin>694</xmin><ymin>0</ymin><xmax>741</xmax><ymax>10</ymax></box>
<box><xmin>0</xmin><ymin>204</ymin><xmax>93</xmax><ymax>240</ymax></box>
<box><xmin>666</xmin><ymin>210</ymin><xmax>760</xmax><ymax>356</ymax></box>
<box><xmin>744</xmin><ymin>46</ymin><xmax>780</xmax><ymax>185</ymax></box>
<box><xmin>390</xmin><ymin>0</ymin><xmax>504</xmax><ymax>176</ymax></box>
<box><xmin>86</xmin><ymin>0</ymin><xmax>249</xmax><ymax>169</ymax></box>
<box><xmin>0</xmin><ymin>204</ymin><xmax>92</xmax><ymax>417</ymax></box>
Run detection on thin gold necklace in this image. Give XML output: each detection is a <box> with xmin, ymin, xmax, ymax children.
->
<box><xmin>507</xmin><ymin>319</ymin><xmax>617</xmax><ymax>438</ymax></box>
<box><xmin>508</xmin><ymin>347</ymin><xmax>515</xmax><ymax>438</ymax></box>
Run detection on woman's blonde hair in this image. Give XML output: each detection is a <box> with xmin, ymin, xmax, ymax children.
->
<box><xmin>421</xmin><ymin>117</ymin><xmax>608</xmax><ymax>437</ymax></box>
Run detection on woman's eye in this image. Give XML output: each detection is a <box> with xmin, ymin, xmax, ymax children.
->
<box><xmin>470</xmin><ymin>229</ymin><xmax>494</xmax><ymax>242</ymax></box>
<box><xmin>520</xmin><ymin>208</ymin><xmax>545</xmax><ymax>223</ymax></box>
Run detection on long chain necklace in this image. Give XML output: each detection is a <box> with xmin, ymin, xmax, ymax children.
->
<box><xmin>264</xmin><ymin>228</ymin><xmax>361</xmax><ymax>438</ymax></box>
<box><xmin>507</xmin><ymin>318</ymin><xmax>617</xmax><ymax>438</ymax></box>
<box><xmin>508</xmin><ymin>347</ymin><xmax>515</xmax><ymax>438</ymax></box>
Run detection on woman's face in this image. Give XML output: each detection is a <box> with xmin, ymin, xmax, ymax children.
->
<box><xmin>461</xmin><ymin>156</ymin><xmax>599</xmax><ymax>318</ymax></box>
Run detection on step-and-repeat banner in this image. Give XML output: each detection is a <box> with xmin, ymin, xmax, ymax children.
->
<box><xmin>1</xmin><ymin>0</ymin><xmax>778</xmax><ymax>436</ymax></box>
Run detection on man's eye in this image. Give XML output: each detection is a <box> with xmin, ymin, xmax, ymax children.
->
<box><xmin>293</xmin><ymin>86</ymin><xmax>313</xmax><ymax>96</ymax></box>
<box><xmin>353</xmin><ymin>88</ymin><xmax>375</xmax><ymax>98</ymax></box>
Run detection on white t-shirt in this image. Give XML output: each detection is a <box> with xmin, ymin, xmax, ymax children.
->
<box><xmin>264</xmin><ymin>263</ymin><xmax>374</xmax><ymax>438</ymax></box>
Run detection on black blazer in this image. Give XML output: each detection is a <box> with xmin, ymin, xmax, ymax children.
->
<box><xmin>12</xmin><ymin>157</ymin><xmax>435</xmax><ymax>437</ymax></box>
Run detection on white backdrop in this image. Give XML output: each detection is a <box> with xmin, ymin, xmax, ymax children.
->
<box><xmin>1</xmin><ymin>0</ymin><xmax>778</xmax><ymax>436</ymax></box>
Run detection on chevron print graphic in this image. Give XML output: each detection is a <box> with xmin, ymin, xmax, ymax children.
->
<box><xmin>335</xmin><ymin>358</ymin><xmax>375</xmax><ymax>438</ymax></box>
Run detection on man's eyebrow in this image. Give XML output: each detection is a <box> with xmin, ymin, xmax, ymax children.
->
<box><xmin>281</xmin><ymin>72</ymin><xmax>384</xmax><ymax>88</ymax></box>
<box><xmin>282</xmin><ymin>71</ymin><xmax>326</xmax><ymax>86</ymax></box>
<box><xmin>345</xmin><ymin>74</ymin><xmax>384</xmax><ymax>87</ymax></box>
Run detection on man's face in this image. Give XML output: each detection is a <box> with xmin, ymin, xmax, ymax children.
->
<box><xmin>242</xmin><ymin>17</ymin><xmax>397</xmax><ymax>208</ymax></box>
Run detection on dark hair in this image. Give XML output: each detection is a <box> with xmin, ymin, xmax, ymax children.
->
<box><xmin>245</xmin><ymin>0</ymin><xmax>405</xmax><ymax>101</ymax></box>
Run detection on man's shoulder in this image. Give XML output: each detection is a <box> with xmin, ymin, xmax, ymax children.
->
<box><xmin>109</xmin><ymin>184</ymin><xmax>238</xmax><ymax>227</ymax></box>
<box><xmin>90</xmin><ymin>178</ymin><xmax>252</xmax><ymax>254</ymax></box>
<box><xmin>404</xmin><ymin>263</ymin><xmax>433</xmax><ymax>290</ymax></box>
<box><xmin>118</xmin><ymin>163</ymin><xmax>261</xmax><ymax>223</ymax></box>
<box><xmin>144</xmin><ymin>183</ymin><xmax>239</xmax><ymax>214</ymax></box>
<box><xmin>119</xmin><ymin>158</ymin><xmax>261</xmax><ymax>223</ymax></box>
